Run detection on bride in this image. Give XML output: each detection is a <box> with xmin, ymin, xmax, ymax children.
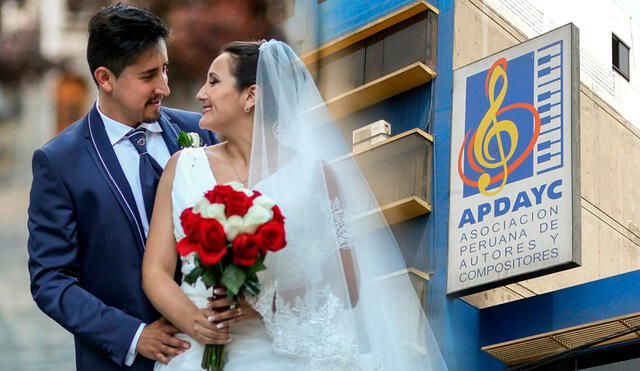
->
<box><xmin>142</xmin><ymin>40</ymin><xmax>447</xmax><ymax>370</ymax></box>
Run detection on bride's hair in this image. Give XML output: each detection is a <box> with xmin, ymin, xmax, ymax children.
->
<box><xmin>220</xmin><ymin>41</ymin><xmax>266</xmax><ymax>90</ymax></box>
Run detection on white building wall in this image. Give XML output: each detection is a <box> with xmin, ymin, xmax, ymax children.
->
<box><xmin>483</xmin><ymin>0</ymin><xmax>640</xmax><ymax>128</ymax></box>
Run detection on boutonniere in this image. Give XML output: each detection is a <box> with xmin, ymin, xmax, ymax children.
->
<box><xmin>177</xmin><ymin>131</ymin><xmax>204</xmax><ymax>148</ymax></box>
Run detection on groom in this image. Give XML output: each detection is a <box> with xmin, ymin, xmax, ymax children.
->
<box><xmin>27</xmin><ymin>4</ymin><xmax>216</xmax><ymax>370</ymax></box>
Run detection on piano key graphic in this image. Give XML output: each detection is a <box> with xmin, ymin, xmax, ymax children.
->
<box><xmin>534</xmin><ymin>41</ymin><xmax>564</xmax><ymax>175</ymax></box>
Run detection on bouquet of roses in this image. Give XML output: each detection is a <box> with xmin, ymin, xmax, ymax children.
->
<box><xmin>176</xmin><ymin>181</ymin><xmax>286</xmax><ymax>371</ymax></box>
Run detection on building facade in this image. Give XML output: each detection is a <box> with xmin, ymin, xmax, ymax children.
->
<box><xmin>285</xmin><ymin>0</ymin><xmax>640</xmax><ymax>369</ymax></box>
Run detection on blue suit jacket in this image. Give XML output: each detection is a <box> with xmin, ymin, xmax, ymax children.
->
<box><xmin>27</xmin><ymin>105</ymin><xmax>216</xmax><ymax>371</ymax></box>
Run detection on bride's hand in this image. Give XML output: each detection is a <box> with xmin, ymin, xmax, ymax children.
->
<box><xmin>207</xmin><ymin>291</ymin><xmax>260</xmax><ymax>329</ymax></box>
<box><xmin>189</xmin><ymin>308</ymin><xmax>232</xmax><ymax>345</ymax></box>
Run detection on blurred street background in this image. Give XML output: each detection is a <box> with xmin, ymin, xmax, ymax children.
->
<box><xmin>0</xmin><ymin>0</ymin><xmax>292</xmax><ymax>369</ymax></box>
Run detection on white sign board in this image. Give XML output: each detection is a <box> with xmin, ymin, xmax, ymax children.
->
<box><xmin>447</xmin><ymin>24</ymin><xmax>581</xmax><ymax>295</ymax></box>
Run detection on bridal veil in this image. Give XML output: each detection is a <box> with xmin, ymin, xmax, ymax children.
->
<box><xmin>246</xmin><ymin>40</ymin><xmax>447</xmax><ymax>371</ymax></box>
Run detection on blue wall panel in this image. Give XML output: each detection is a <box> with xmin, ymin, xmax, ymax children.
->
<box><xmin>336</xmin><ymin>83</ymin><xmax>433</xmax><ymax>137</ymax></box>
<box><xmin>316</xmin><ymin>0</ymin><xmax>440</xmax><ymax>46</ymax></box>
<box><xmin>424</xmin><ymin>1</ymin><xmax>501</xmax><ymax>369</ymax></box>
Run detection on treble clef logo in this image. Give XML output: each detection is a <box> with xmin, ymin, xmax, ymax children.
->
<box><xmin>458</xmin><ymin>58</ymin><xmax>541</xmax><ymax>196</ymax></box>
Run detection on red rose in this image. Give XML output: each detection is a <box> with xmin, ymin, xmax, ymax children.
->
<box><xmin>204</xmin><ymin>184</ymin><xmax>234</xmax><ymax>204</ymax></box>
<box><xmin>256</xmin><ymin>220</ymin><xmax>286</xmax><ymax>253</ymax></box>
<box><xmin>231</xmin><ymin>233</ymin><xmax>262</xmax><ymax>266</ymax></box>
<box><xmin>271</xmin><ymin>205</ymin><xmax>285</xmax><ymax>223</ymax></box>
<box><xmin>250</xmin><ymin>190</ymin><xmax>262</xmax><ymax>200</ymax></box>
<box><xmin>177</xmin><ymin>208</ymin><xmax>202</xmax><ymax>256</ymax></box>
<box><xmin>197</xmin><ymin>219</ymin><xmax>228</xmax><ymax>265</ymax></box>
<box><xmin>176</xmin><ymin>239</ymin><xmax>198</xmax><ymax>257</ymax></box>
<box><xmin>180</xmin><ymin>208</ymin><xmax>203</xmax><ymax>238</ymax></box>
<box><xmin>224</xmin><ymin>191</ymin><xmax>253</xmax><ymax>217</ymax></box>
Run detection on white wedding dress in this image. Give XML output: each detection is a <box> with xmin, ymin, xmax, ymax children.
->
<box><xmin>156</xmin><ymin>41</ymin><xmax>449</xmax><ymax>371</ymax></box>
<box><xmin>154</xmin><ymin>147</ymin><xmax>304</xmax><ymax>371</ymax></box>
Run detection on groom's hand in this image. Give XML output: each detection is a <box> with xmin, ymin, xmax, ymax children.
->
<box><xmin>136</xmin><ymin>318</ymin><xmax>190</xmax><ymax>364</ymax></box>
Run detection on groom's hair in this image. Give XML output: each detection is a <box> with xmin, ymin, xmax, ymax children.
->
<box><xmin>87</xmin><ymin>3</ymin><xmax>169</xmax><ymax>84</ymax></box>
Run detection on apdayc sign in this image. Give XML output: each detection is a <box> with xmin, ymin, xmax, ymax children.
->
<box><xmin>448</xmin><ymin>24</ymin><xmax>581</xmax><ymax>295</ymax></box>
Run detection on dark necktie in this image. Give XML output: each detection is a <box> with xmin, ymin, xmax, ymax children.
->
<box><xmin>127</xmin><ymin>128</ymin><xmax>163</xmax><ymax>223</ymax></box>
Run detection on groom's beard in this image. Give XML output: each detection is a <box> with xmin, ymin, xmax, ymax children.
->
<box><xmin>141</xmin><ymin>110</ymin><xmax>161</xmax><ymax>123</ymax></box>
<box><xmin>141</xmin><ymin>96</ymin><xmax>163</xmax><ymax>123</ymax></box>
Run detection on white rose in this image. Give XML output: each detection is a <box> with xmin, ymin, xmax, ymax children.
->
<box><xmin>192</xmin><ymin>198</ymin><xmax>210</xmax><ymax>215</ymax></box>
<box><xmin>200</xmin><ymin>203</ymin><xmax>226</xmax><ymax>220</ymax></box>
<box><xmin>242</xmin><ymin>204</ymin><xmax>274</xmax><ymax>234</ymax></box>
<box><xmin>253</xmin><ymin>195</ymin><xmax>275</xmax><ymax>210</ymax></box>
<box><xmin>187</xmin><ymin>132</ymin><xmax>202</xmax><ymax>147</ymax></box>
<box><xmin>225</xmin><ymin>215</ymin><xmax>244</xmax><ymax>240</ymax></box>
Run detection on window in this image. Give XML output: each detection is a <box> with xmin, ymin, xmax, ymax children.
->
<box><xmin>612</xmin><ymin>34</ymin><xmax>630</xmax><ymax>80</ymax></box>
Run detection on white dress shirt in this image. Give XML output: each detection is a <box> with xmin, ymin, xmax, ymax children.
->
<box><xmin>97</xmin><ymin>104</ymin><xmax>171</xmax><ymax>236</ymax></box>
<box><xmin>97</xmin><ymin>103</ymin><xmax>171</xmax><ymax>366</ymax></box>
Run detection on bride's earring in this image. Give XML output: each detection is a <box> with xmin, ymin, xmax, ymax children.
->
<box><xmin>244</xmin><ymin>106</ymin><xmax>251</xmax><ymax>113</ymax></box>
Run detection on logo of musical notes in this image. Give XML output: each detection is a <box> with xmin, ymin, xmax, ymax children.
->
<box><xmin>458</xmin><ymin>54</ymin><xmax>544</xmax><ymax>197</ymax></box>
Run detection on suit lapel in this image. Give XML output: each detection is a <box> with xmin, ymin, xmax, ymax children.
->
<box><xmin>158</xmin><ymin>110</ymin><xmax>180</xmax><ymax>155</ymax></box>
<box><xmin>83</xmin><ymin>104</ymin><xmax>146</xmax><ymax>253</ymax></box>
